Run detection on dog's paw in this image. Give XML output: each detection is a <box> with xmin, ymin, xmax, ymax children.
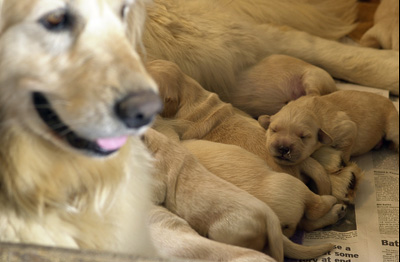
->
<box><xmin>334</xmin><ymin>204</ymin><xmax>347</xmax><ymax>220</ymax></box>
<box><xmin>330</xmin><ymin>162</ymin><xmax>364</xmax><ymax>203</ymax></box>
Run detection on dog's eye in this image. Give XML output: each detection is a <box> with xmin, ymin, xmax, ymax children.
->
<box><xmin>39</xmin><ymin>9</ymin><xmax>73</xmax><ymax>32</ymax></box>
<box><xmin>300</xmin><ymin>135</ymin><xmax>310</xmax><ymax>140</ymax></box>
<box><xmin>121</xmin><ymin>4</ymin><xmax>129</xmax><ymax>18</ymax></box>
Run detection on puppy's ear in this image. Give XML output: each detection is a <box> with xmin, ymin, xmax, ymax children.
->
<box><xmin>258</xmin><ymin>115</ymin><xmax>271</xmax><ymax>130</ymax></box>
<box><xmin>318</xmin><ymin>129</ymin><xmax>333</xmax><ymax>145</ymax></box>
<box><xmin>146</xmin><ymin>61</ymin><xmax>182</xmax><ymax>118</ymax></box>
<box><xmin>162</xmin><ymin>93</ymin><xmax>180</xmax><ymax>118</ymax></box>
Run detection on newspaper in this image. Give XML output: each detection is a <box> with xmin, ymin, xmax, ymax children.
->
<box><xmin>286</xmin><ymin>84</ymin><xmax>400</xmax><ymax>262</ymax></box>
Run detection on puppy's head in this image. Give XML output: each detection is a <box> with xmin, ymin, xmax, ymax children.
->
<box><xmin>0</xmin><ymin>0</ymin><xmax>162</xmax><ymax>157</ymax></box>
<box><xmin>146</xmin><ymin>60</ymin><xmax>211</xmax><ymax>118</ymax></box>
<box><xmin>259</xmin><ymin>103</ymin><xmax>332</xmax><ymax>165</ymax></box>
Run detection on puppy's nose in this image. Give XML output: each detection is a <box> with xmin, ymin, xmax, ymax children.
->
<box><xmin>278</xmin><ymin>146</ymin><xmax>291</xmax><ymax>156</ymax></box>
<box><xmin>115</xmin><ymin>90</ymin><xmax>163</xmax><ymax>129</ymax></box>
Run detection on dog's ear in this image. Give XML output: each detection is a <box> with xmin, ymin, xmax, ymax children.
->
<box><xmin>125</xmin><ymin>0</ymin><xmax>147</xmax><ymax>48</ymax></box>
<box><xmin>258</xmin><ymin>115</ymin><xmax>271</xmax><ymax>130</ymax></box>
<box><xmin>318</xmin><ymin>129</ymin><xmax>333</xmax><ymax>145</ymax></box>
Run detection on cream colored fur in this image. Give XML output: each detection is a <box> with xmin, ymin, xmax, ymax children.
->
<box><xmin>143</xmin><ymin>0</ymin><xmax>399</xmax><ymax>97</ymax></box>
<box><xmin>361</xmin><ymin>0</ymin><xmax>399</xmax><ymax>51</ymax></box>
<box><xmin>230</xmin><ymin>55</ymin><xmax>338</xmax><ymax>117</ymax></box>
<box><xmin>148</xmin><ymin>60</ymin><xmax>358</xmax><ymax>197</ymax></box>
<box><xmin>312</xmin><ymin>147</ymin><xmax>365</xmax><ymax>203</ymax></box>
<box><xmin>144</xmin><ymin>129</ymin><xmax>335</xmax><ymax>261</ymax></box>
<box><xmin>0</xmin><ymin>0</ymin><xmax>157</xmax><ymax>256</ymax></box>
<box><xmin>263</xmin><ymin>90</ymin><xmax>399</xmax><ymax>164</ymax></box>
<box><xmin>182</xmin><ymin>140</ymin><xmax>347</xmax><ymax>238</ymax></box>
<box><xmin>148</xmin><ymin>206</ymin><xmax>277</xmax><ymax>262</ymax></box>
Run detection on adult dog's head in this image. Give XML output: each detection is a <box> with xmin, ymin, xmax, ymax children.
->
<box><xmin>0</xmin><ymin>0</ymin><xmax>162</xmax><ymax>157</ymax></box>
<box><xmin>259</xmin><ymin>97</ymin><xmax>333</xmax><ymax>166</ymax></box>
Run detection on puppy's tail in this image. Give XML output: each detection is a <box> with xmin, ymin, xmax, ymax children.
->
<box><xmin>283</xmin><ymin>236</ymin><xmax>334</xmax><ymax>260</ymax></box>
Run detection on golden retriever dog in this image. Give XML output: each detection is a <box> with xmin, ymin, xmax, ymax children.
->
<box><xmin>144</xmin><ymin>129</ymin><xmax>335</xmax><ymax>262</ymax></box>
<box><xmin>142</xmin><ymin>0</ymin><xmax>399</xmax><ymax>110</ymax></box>
<box><xmin>360</xmin><ymin>0</ymin><xmax>399</xmax><ymax>51</ymax></box>
<box><xmin>182</xmin><ymin>139</ymin><xmax>347</xmax><ymax>238</ymax></box>
<box><xmin>260</xmin><ymin>90</ymin><xmax>399</xmax><ymax>165</ymax></box>
<box><xmin>230</xmin><ymin>55</ymin><xmax>338</xmax><ymax>117</ymax></box>
<box><xmin>0</xmin><ymin>0</ymin><xmax>162</xmax><ymax>256</ymax></box>
<box><xmin>148</xmin><ymin>60</ymin><xmax>365</xmax><ymax>198</ymax></box>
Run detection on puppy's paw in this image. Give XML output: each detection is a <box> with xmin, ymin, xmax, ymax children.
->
<box><xmin>330</xmin><ymin>163</ymin><xmax>364</xmax><ymax>203</ymax></box>
<box><xmin>334</xmin><ymin>204</ymin><xmax>348</xmax><ymax>220</ymax></box>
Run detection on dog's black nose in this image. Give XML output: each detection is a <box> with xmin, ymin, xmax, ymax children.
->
<box><xmin>278</xmin><ymin>146</ymin><xmax>291</xmax><ymax>156</ymax></box>
<box><xmin>115</xmin><ymin>90</ymin><xmax>163</xmax><ymax>129</ymax></box>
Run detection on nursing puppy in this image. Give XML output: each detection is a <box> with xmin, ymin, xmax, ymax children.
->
<box><xmin>182</xmin><ymin>140</ymin><xmax>347</xmax><ymax>238</ymax></box>
<box><xmin>143</xmin><ymin>0</ymin><xmax>399</xmax><ymax>99</ymax></box>
<box><xmin>230</xmin><ymin>55</ymin><xmax>337</xmax><ymax>117</ymax></box>
<box><xmin>0</xmin><ymin>0</ymin><xmax>161</xmax><ymax>256</ymax></box>
<box><xmin>149</xmin><ymin>60</ymin><xmax>337</xmax><ymax>196</ymax></box>
<box><xmin>144</xmin><ymin>129</ymin><xmax>335</xmax><ymax>262</ymax></box>
<box><xmin>260</xmin><ymin>90</ymin><xmax>399</xmax><ymax>165</ymax></box>
<box><xmin>360</xmin><ymin>0</ymin><xmax>399</xmax><ymax>50</ymax></box>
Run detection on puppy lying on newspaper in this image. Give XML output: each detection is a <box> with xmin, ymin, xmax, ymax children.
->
<box><xmin>181</xmin><ymin>139</ymin><xmax>347</xmax><ymax>238</ymax></box>
<box><xmin>260</xmin><ymin>90</ymin><xmax>399</xmax><ymax>164</ymax></box>
<box><xmin>144</xmin><ymin>129</ymin><xmax>334</xmax><ymax>262</ymax></box>
<box><xmin>148</xmin><ymin>60</ymin><xmax>363</xmax><ymax>201</ymax></box>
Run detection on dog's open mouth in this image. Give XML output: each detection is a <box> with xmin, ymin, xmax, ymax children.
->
<box><xmin>33</xmin><ymin>92</ymin><xmax>127</xmax><ymax>156</ymax></box>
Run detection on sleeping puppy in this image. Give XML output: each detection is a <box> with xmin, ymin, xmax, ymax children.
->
<box><xmin>182</xmin><ymin>139</ymin><xmax>347</xmax><ymax>238</ymax></box>
<box><xmin>360</xmin><ymin>0</ymin><xmax>399</xmax><ymax>50</ymax></box>
<box><xmin>230</xmin><ymin>54</ymin><xmax>337</xmax><ymax>117</ymax></box>
<box><xmin>148</xmin><ymin>59</ymin><xmax>333</xmax><ymax>195</ymax></box>
<box><xmin>259</xmin><ymin>90</ymin><xmax>399</xmax><ymax>164</ymax></box>
<box><xmin>144</xmin><ymin>129</ymin><xmax>335</xmax><ymax>262</ymax></box>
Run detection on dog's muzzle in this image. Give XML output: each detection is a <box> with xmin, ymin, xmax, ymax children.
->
<box><xmin>115</xmin><ymin>90</ymin><xmax>163</xmax><ymax>129</ymax></box>
<box><xmin>33</xmin><ymin>91</ymin><xmax>162</xmax><ymax>156</ymax></box>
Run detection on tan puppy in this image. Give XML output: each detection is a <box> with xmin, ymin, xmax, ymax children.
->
<box><xmin>260</xmin><ymin>90</ymin><xmax>399</xmax><ymax>164</ymax></box>
<box><xmin>230</xmin><ymin>55</ymin><xmax>337</xmax><ymax>117</ymax></box>
<box><xmin>360</xmin><ymin>0</ymin><xmax>399</xmax><ymax>50</ymax></box>
<box><xmin>143</xmin><ymin>0</ymin><xmax>399</xmax><ymax>97</ymax></box>
<box><xmin>182</xmin><ymin>140</ymin><xmax>347</xmax><ymax>238</ymax></box>
<box><xmin>0</xmin><ymin>0</ymin><xmax>161</xmax><ymax>256</ymax></box>
<box><xmin>148</xmin><ymin>206</ymin><xmax>278</xmax><ymax>262</ymax></box>
<box><xmin>149</xmin><ymin>60</ymin><xmax>333</xmax><ymax>195</ymax></box>
<box><xmin>144</xmin><ymin>129</ymin><xmax>336</xmax><ymax>262</ymax></box>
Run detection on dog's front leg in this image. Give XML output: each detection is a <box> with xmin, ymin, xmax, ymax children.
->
<box><xmin>257</xmin><ymin>24</ymin><xmax>399</xmax><ymax>94</ymax></box>
<box><xmin>299</xmin><ymin>157</ymin><xmax>332</xmax><ymax>195</ymax></box>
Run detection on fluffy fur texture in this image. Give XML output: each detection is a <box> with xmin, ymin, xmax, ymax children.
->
<box><xmin>143</xmin><ymin>0</ymin><xmax>399</xmax><ymax>97</ymax></box>
<box><xmin>262</xmin><ymin>90</ymin><xmax>399</xmax><ymax>164</ymax></box>
<box><xmin>182</xmin><ymin>140</ymin><xmax>347</xmax><ymax>238</ymax></box>
<box><xmin>360</xmin><ymin>0</ymin><xmax>399</xmax><ymax>50</ymax></box>
<box><xmin>145</xmin><ymin>129</ymin><xmax>335</xmax><ymax>261</ymax></box>
<box><xmin>0</xmin><ymin>0</ymin><xmax>159</xmax><ymax>256</ymax></box>
<box><xmin>148</xmin><ymin>60</ymin><xmax>361</xmax><ymax>198</ymax></box>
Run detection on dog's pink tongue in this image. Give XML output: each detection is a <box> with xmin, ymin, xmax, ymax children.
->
<box><xmin>96</xmin><ymin>136</ymin><xmax>128</xmax><ymax>151</ymax></box>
